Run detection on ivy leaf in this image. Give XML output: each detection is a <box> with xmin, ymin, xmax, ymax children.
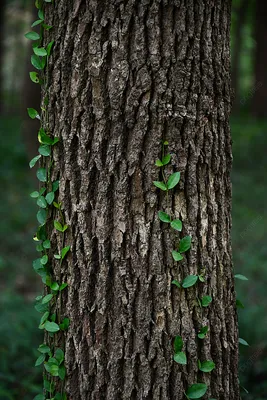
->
<box><xmin>182</xmin><ymin>275</ymin><xmax>198</xmax><ymax>288</ymax></box>
<box><xmin>31</xmin><ymin>54</ymin><xmax>46</xmax><ymax>70</ymax></box>
<box><xmin>162</xmin><ymin>154</ymin><xmax>171</xmax><ymax>165</ymax></box>
<box><xmin>29</xmin><ymin>71</ymin><xmax>40</xmax><ymax>83</ymax></box>
<box><xmin>39</xmin><ymin>144</ymin><xmax>51</xmax><ymax>156</ymax></box>
<box><xmin>171</xmin><ymin>280</ymin><xmax>181</xmax><ymax>288</ymax></box>
<box><xmin>239</xmin><ymin>338</ymin><xmax>249</xmax><ymax>346</ymax></box>
<box><xmin>43</xmin><ymin>239</ymin><xmax>51</xmax><ymax>249</ymax></box>
<box><xmin>46</xmin><ymin>192</ymin><xmax>55</xmax><ymax>205</ymax></box>
<box><xmin>158</xmin><ymin>211</ymin><xmax>171</xmax><ymax>223</ymax></box>
<box><xmin>54</xmin><ymin>220</ymin><xmax>63</xmax><ymax>232</ymax></box>
<box><xmin>33</xmin><ymin>394</ymin><xmax>45</xmax><ymax>400</ymax></box>
<box><xmin>27</xmin><ymin>107</ymin><xmax>39</xmax><ymax>119</ymax></box>
<box><xmin>29</xmin><ymin>155</ymin><xmax>41</xmax><ymax>168</ymax></box>
<box><xmin>174</xmin><ymin>351</ymin><xmax>187</xmax><ymax>365</ymax></box>
<box><xmin>59</xmin><ymin>283</ymin><xmax>68</xmax><ymax>291</ymax></box>
<box><xmin>199</xmin><ymin>360</ymin><xmax>215</xmax><ymax>372</ymax></box>
<box><xmin>37</xmin><ymin>209</ymin><xmax>47</xmax><ymax>225</ymax></box>
<box><xmin>33</xmin><ymin>47</ymin><xmax>47</xmax><ymax>56</ymax></box>
<box><xmin>198</xmin><ymin>326</ymin><xmax>208</xmax><ymax>339</ymax></box>
<box><xmin>61</xmin><ymin>246</ymin><xmax>70</xmax><ymax>259</ymax></box>
<box><xmin>58</xmin><ymin>365</ymin><xmax>66</xmax><ymax>380</ymax></box>
<box><xmin>42</xmin><ymin>294</ymin><xmax>53</xmax><ymax>304</ymax></box>
<box><xmin>52</xmin><ymin>180</ymin><xmax>59</xmax><ymax>192</ymax></box>
<box><xmin>170</xmin><ymin>219</ymin><xmax>182</xmax><ymax>231</ymax></box>
<box><xmin>40</xmin><ymin>255</ymin><xmax>48</xmax><ymax>265</ymax></box>
<box><xmin>37</xmin><ymin>196</ymin><xmax>47</xmax><ymax>208</ymax></box>
<box><xmin>44</xmin><ymin>362</ymin><xmax>59</xmax><ymax>376</ymax></box>
<box><xmin>38</xmin><ymin>128</ymin><xmax>54</xmax><ymax>145</ymax></box>
<box><xmin>186</xmin><ymin>383</ymin><xmax>207</xmax><ymax>399</ymax></box>
<box><xmin>172</xmin><ymin>251</ymin><xmax>183</xmax><ymax>262</ymax></box>
<box><xmin>62</xmin><ymin>224</ymin><xmax>69</xmax><ymax>232</ymax></box>
<box><xmin>36</xmin><ymin>168</ymin><xmax>47</xmax><ymax>182</ymax></box>
<box><xmin>47</xmin><ymin>40</ymin><xmax>55</xmax><ymax>57</ymax></box>
<box><xmin>173</xmin><ymin>335</ymin><xmax>183</xmax><ymax>353</ymax></box>
<box><xmin>179</xmin><ymin>236</ymin><xmax>191</xmax><ymax>253</ymax></box>
<box><xmin>38</xmin><ymin>9</ymin><xmax>44</xmax><ymax>19</ymax></box>
<box><xmin>40</xmin><ymin>311</ymin><xmax>49</xmax><ymax>325</ymax></box>
<box><xmin>55</xmin><ymin>348</ymin><xmax>64</xmax><ymax>365</ymax></box>
<box><xmin>59</xmin><ymin>318</ymin><xmax>70</xmax><ymax>331</ymax></box>
<box><xmin>31</xmin><ymin>19</ymin><xmax>43</xmax><ymax>27</ymax></box>
<box><xmin>234</xmin><ymin>274</ymin><xmax>248</xmax><ymax>281</ymax></box>
<box><xmin>51</xmin><ymin>282</ymin><xmax>60</xmax><ymax>291</ymax></box>
<box><xmin>35</xmin><ymin>354</ymin><xmax>46</xmax><ymax>366</ymax></box>
<box><xmin>201</xmin><ymin>295</ymin><xmax>212</xmax><ymax>307</ymax></box>
<box><xmin>30</xmin><ymin>191</ymin><xmax>40</xmax><ymax>198</ymax></box>
<box><xmin>167</xmin><ymin>172</ymin><xmax>180</xmax><ymax>190</ymax></box>
<box><xmin>25</xmin><ymin>31</ymin><xmax>40</xmax><ymax>40</ymax></box>
<box><xmin>153</xmin><ymin>181</ymin><xmax>167</xmax><ymax>191</ymax></box>
<box><xmin>44</xmin><ymin>321</ymin><xmax>60</xmax><ymax>333</ymax></box>
<box><xmin>155</xmin><ymin>159</ymin><xmax>163</xmax><ymax>167</ymax></box>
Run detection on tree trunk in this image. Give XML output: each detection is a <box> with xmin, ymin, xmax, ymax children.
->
<box><xmin>251</xmin><ymin>0</ymin><xmax>267</xmax><ymax>117</ymax></box>
<box><xmin>44</xmin><ymin>1</ymin><xmax>239</xmax><ymax>399</ymax></box>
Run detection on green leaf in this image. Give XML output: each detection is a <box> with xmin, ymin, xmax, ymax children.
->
<box><xmin>43</xmin><ymin>239</ymin><xmax>51</xmax><ymax>249</ymax></box>
<box><xmin>55</xmin><ymin>348</ymin><xmax>64</xmax><ymax>364</ymax></box>
<box><xmin>59</xmin><ymin>317</ymin><xmax>70</xmax><ymax>331</ymax></box>
<box><xmin>42</xmin><ymin>294</ymin><xmax>53</xmax><ymax>304</ymax></box>
<box><xmin>31</xmin><ymin>19</ymin><xmax>43</xmax><ymax>27</ymax></box>
<box><xmin>44</xmin><ymin>321</ymin><xmax>60</xmax><ymax>333</ymax></box>
<box><xmin>33</xmin><ymin>47</ymin><xmax>47</xmax><ymax>56</ymax></box>
<box><xmin>186</xmin><ymin>383</ymin><xmax>207</xmax><ymax>399</ymax></box>
<box><xmin>179</xmin><ymin>236</ymin><xmax>191</xmax><ymax>253</ymax></box>
<box><xmin>59</xmin><ymin>283</ymin><xmax>68</xmax><ymax>291</ymax></box>
<box><xmin>158</xmin><ymin>211</ymin><xmax>171</xmax><ymax>223</ymax></box>
<box><xmin>39</xmin><ymin>144</ymin><xmax>51</xmax><ymax>156</ymax></box>
<box><xmin>38</xmin><ymin>128</ymin><xmax>54</xmax><ymax>144</ymax></box>
<box><xmin>198</xmin><ymin>326</ymin><xmax>208</xmax><ymax>339</ymax></box>
<box><xmin>46</xmin><ymin>192</ymin><xmax>55</xmax><ymax>205</ymax></box>
<box><xmin>162</xmin><ymin>154</ymin><xmax>171</xmax><ymax>165</ymax></box>
<box><xmin>236</xmin><ymin>299</ymin><xmax>245</xmax><ymax>309</ymax></box>
<box><xmin>155</xmin><ymin>159</ymin><xmax>163</xmax><ymax>167</ymax></box>
<box><xmin>174</xmin><ymin>351</ymin><xmax>187</xmax><ymax>365</ymax></box>
<box><xmin>47</xmin><ymin>40</ymin><xmax>55</xmax><ymax>57</ymax></box>
<box><xmin>31</xmin><ymin>54</ymin><xmax>46</xmax><ymax>70</ymax></box>
<box><xmin>170</xmin><ymin>219</ymin><xmax>182</xmax><ymax>231</ymax></box>
<box><xmin>199</xmin><ymin>360</ymin><xmax>215</xmax><ymax>372</ymax></box>
<box><xmin>54</xmin><ymin>220</ymin><xmax>63</xmax><ymax>232</ymax></box>
<box><xmin>198</xmin><ymin>274</ymin><xmax>205</xmax><ymax>282</ymax></box>
<box><xmin>239</xmin><ymin>338</ymin><xmax>249</xmax><ymax>346</ymax></box>
<box><xmin>37</xmin><ymin>196</ymin><xmax>47</xmax><ymax>208</ymax></box>
<box><xmin>40</xmin><ymin>255</ymin><xmax>48</xmax><ymax>265</ymax></box>
<box><xmin>163</xmin><ymin>140</ymin><xmax>168</xmax><ymax>145</ymax></box>
<box><xmin>153</xmin><ymin>181</ymin><xmax>167</xmax><ymax>191</ymax></box>
<box><xmin>33</xmin><ymin>395</ymin><xmax>45</xmax><ymax>400</ymax></box>
<box><xmin>171</xmin><ymin>280</ymin><xmax>181</xmax><ymax>288</ymax></box>
<box><xmin>51</xmin><ymin>282</ymin><xmax>60</xmax><ymax>291</ymax></box>
<box><xmin>52</xmin><ymin>180</ymin><xmax>60</xmax><ymax>192</ymax></box>
<box><xmin>43</xmin><ymin>23</ymin><xmax>53</xmax><ymax>30</ymax></box>
<box><xmin>27</xmin><ymin>107</ymin><xmax>39</xmax><ymax>119</ymax></box>
<box><xmin>29</xmin><ymin>71</ymin><xmax>40</xmax><ymax>83</ymax></box>
<box><xmin>54</xmin><ymin>254</ymin><xmax>61</xmax><ymax>260</ymax></box>
<box><xmin>35</xmin><ymin>354</ymin><xmax>46</xmax><ymax>366</ymax></box>
<box><xmin>172</xmin><ymin>251</ymin><xmax>183</xmax><ymax>262</ymax></box>
<box><xmin>38</xmin><ymin>344</ymin><xmax>51</xmax><ymax>354</ymax></box>
<box><xmin>37</xmin><ymin>209</ymin><xmax>47</xmax><ymax>225</ymax></box>
<box><xmin>30</xmin><ymin>191</ymin><xmax>40</xmax><ymax>198</ymax></box>
<box><xmin>29</xmin><ymin>155</ymin><xmax>41</xmax><ymax>168</ymax></box>
<box><xmin>62</xmin><ymin>224</ymin><xmax>69</xmax><ymax>232</ymax></box>
<box><xmin>25</xmin><ymin>31</ymin><xmax>40</xmax><ymax>40</ymax></box>
<box><xmin>38</xmin><ymin>9</ymin><xmax>44</xmax><ymax>19</ymax></box>
<box><xmin>40</xmin><ymin>311</ymin><xmax>50</xmax><ymax>325</ymax></box>
<box><xmin>37</xmin><ymin>168</ymin><xmax>47</xmax><ymax>182</ymax></box>
<box><xmin>58</xmin><ymin>365</ymin><xmax>66</xmax><ymax>380</ymax></box>
<box><xmin>173</xmin><ymin>335</ymin><xmax>183</xmax><ymax>353</ymax></box>
<box><xmin>52</xmin><ymin>137</ymin><xmax>60</xmax><ymax>145</ymax></box>
<box><xmin>167</xmin><ymin>172</ymin><xmax>180</xmax><ymax>190</ymax></box>
<box><xmin>201</xmin><ymin>295</ymin><xmax>212</xmax><ymax>307</ymax></box>
<box><xmin>61</xmin><ymin>246</ymin><xmax>70</xmax><ymax>259</ymax></box>
<box><xmin>36</xmin><ymin>243</ymin><xmax>43</xmax><ymax>252</ymax></box>
<box><xmin>182</xmin><ymin>275</ymin><xmax>198</xmax><ymax>288</ymax></box>
<box><xmin>234</xmin><ymin>274</ymin><xmax>248</xmax><ymax>281</ymax></box>
<box><xmin>45</xmin><ymin>362</ymin><xmax>59</xmax><ymax>376</ymax></box>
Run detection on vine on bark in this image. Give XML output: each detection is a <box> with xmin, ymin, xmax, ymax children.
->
<box><xmin>154</xmin><ymin>141</ymin><xmax>214</xmax><ymax>399</ymax></box>
<box><xmin>26</xmin><ymin>1</ymin><xmax>69</xmax><ymax>399</ymax></box>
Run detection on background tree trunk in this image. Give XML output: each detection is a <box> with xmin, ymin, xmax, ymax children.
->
<box><xmin>45</xmin><ymin>1</ymin><xmax>239</xmax><ymax>399</ymax></box>
<box><xmin>252</xmin><ymin>0</ymin><xmax>267</xmax><ymax>117</ymax></box>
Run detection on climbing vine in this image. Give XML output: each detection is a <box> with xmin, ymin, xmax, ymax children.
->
<box><xmin>153</xmin><ymin>141</ymin><xmax>214</xmax><ymax>399</ymax></box>
<box><xmin>26</xmin><ymin>1</ymin><xmax>70</xmax><ymax>399</ymax></box>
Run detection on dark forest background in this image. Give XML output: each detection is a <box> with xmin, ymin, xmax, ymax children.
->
<box><xmin>0</xmin><ymin>0</ymin><xmax>266</xmax><ymax>398</ymax></box>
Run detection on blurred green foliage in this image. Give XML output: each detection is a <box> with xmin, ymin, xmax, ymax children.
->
<box><xmin>0</xmin><ymin>116</ymin><xmax>42</xmax><ymax>399</ymax></box>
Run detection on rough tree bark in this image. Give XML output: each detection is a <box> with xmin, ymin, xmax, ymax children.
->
<box><xmin>252</xmin><ymin>0</ymin><xmax>267</xmax><ymax>117</ymax></box>
<box><xmin>45</xmin><ymin>1</ymin><xmax>239</xmax><ymax>399</ymax></box>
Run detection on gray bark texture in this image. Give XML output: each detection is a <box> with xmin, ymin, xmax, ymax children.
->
<box><xmin>44</xmin><ymin>1</ymin><xmax>240</xmax><ymax>399</ymax></box>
